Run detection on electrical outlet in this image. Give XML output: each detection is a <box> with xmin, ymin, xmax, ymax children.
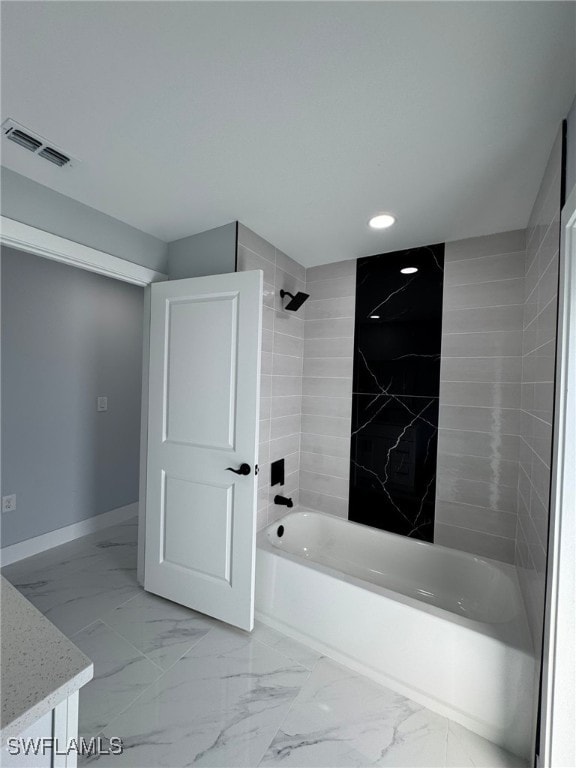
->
<box><xmin>2</xmin><ymin>494</ymin><xmax>16</xmax><ymax>513</ymax></box>
<box><xmin>97</xmin><ymin>396</ymin><xmax>108</xmax><ymax>412</ymax></box>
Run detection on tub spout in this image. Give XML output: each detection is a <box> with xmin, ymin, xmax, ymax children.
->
<box><xmin>274</xmin><ymin>495</ymin><xmax>293</xmax><ymax>508</ymax></box>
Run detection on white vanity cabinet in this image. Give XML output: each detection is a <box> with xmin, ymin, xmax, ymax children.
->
<box><xmin>0</xmin><ymin>578</ymin><xmax>93</xmax><ymax>768</ymax></box>
<box><xmin>2</xmin><ymin>709</ymin><xmax>54</xmax><ymax>768</ymax></box>
<box><xmin>1</xmin><ymin>694</ymin><xmax>79</xmax><ymax>768</ymax></box>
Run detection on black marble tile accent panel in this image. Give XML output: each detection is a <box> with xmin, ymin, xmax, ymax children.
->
<box><xmin>349</xmin><ymin>245</ymin><xmax>444</xmax><ymax>541</ymax></box>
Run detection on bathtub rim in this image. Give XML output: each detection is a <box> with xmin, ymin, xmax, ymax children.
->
<box><xmin>258</xmin><ymin>508</ymin><xmax>533</xmax><ymax>653</ymax></box>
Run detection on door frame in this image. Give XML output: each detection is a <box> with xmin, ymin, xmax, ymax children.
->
<box><xmin>0</xmin><ymin>215</ymin><xmax>167</xmax><ymax>578</ymax></box>
<box><xmin>0</xmin><ymin>216</ymin><xmax>165</xmax><ymax>286</ymax></box>
<box><xmin>539</xmin><ymin>185</ymin><xmax>576</xmax><ymax>767</ymax></box>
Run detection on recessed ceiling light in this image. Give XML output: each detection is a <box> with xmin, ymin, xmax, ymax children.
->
<box><xmin>400</xmin><ymin>267</ymin><xmax>418</xmax><ymax>275</ymax></box>
<box><xmin>370</xmin><ymin>315</ymin><xmax>380</xmax><ymax>319</ymax></box>
<box><xmin>368</xmin><ymin>213</ymin><xmax>395</xmax><ymax>230</ymax></box>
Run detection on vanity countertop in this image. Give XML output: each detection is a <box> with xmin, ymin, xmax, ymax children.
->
<box><xmin>0</xmin><ymin>575</ymin><xmax>93</xmax><ymax>746</ymax></box>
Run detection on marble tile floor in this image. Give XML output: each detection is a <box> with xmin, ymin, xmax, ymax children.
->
<box><xmin>1</xmin><ymin>519</ymin><xmax>526</xmax><ymax>767</ymax></box>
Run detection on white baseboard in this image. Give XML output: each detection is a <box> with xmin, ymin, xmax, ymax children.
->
<box><xmin>0</xmin><ymin>502</ymin><xmax>139</xmax><ymax>567</ymax></box>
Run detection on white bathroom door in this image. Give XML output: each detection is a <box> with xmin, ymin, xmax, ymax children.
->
<box><xmin>144</xmin><ymin>270</ymin><xmax>262</xmax><ymax>631</ymax></box>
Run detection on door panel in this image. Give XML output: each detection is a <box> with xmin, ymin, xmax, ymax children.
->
<box><xmin>144</xmin><ymin>270</ymin><xmax>262</xmax><ymax>631</ymax></box>
<box><xmin>165</xmin><ymin>295</ymin><xmax>238</xmax><ymax>448</ymax></box>
<box><xmin>162</xmin><ymin>475</ymin><xmax>233</xmax><ymax>581</ymax></box>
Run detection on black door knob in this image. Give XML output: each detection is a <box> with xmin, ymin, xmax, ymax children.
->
<box><xmin>226</xmin><ymin>463</ymin><xmax>251</xmax><ymax>476</ymax></box>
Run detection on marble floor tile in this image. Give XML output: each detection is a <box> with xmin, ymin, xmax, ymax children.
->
<box><xmin>5</xmin><ymin>555</ymin><xmax>141</xmax><ymax>636</ymax></box>
<box><xmin>84</xmin><ymin>519</ymin><xmax>139</xmax><ymax>576</ymax></box>
<box><xmin>83</xmin><ymin>517</ymin><xmax>139</xmax><ymax>545</ymax></box>
<box><xmin>83</xmin><ymin>624</ymin><xmax>310</xmax><ymax>767</ymax></box>
<box><xmin>4</xmin><ymin>519</ymin><xmax>527</xmax><ymax>768</ymax></box>
<box><xmin>259</xmin><ymin>658</ymin><xmax>448</xmax><ymax>767</ymax></box>
<box><xmin>446</xmin><ymin>731</ymin><xmax>475</xmax><ymax>768</ymax></box>
<box><xmin>251</xmin><ymin>622</ymin><xmax>324</xmax><ymax>670</ymax></box>
<box><xmin>2</xmin><ymin>519</ymin><xmax>142</xmax><ymax>635</ymax></box>
<box><xmin>446</xmin><ymin>722</ymin><xmax>528</xmax><ymax>768</ymax></box>
<box><xmin>1</xmin><ymin>537</ymin><xmax>99</xmax><ymax>582</ymax></box>
<box><xmin>72</xmin><ymin>620</ymin><xmax>163</xmax><ymax>738</ymax></box>
<box><xmin>101</xmin><ymin>591</ymin><xmax>215</xmax><ymax>670</ymax></box>
<box><xmin>85</xmin><ymin>543</ymin><xmax>137</xmax><ymax>581</ymax></box>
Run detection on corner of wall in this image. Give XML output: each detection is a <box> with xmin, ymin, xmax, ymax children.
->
<box><xmin>515</xmin><ymin>124</ymin><xmax>564</xmax><ymax>655</ymax></box>
<box><xmin>300</xmin><ymin>259</ymin><xmax>356</xmax><ymax>520</ymax></box>
<box><xmin>236</xmin><ymin>224</ymin><xmax>306</xmax><ymax>530</ymax></box>
<box><xmin>166</xmin><ymin>222</ymin><xmax>237</xmax><ymax>279</ymax></box>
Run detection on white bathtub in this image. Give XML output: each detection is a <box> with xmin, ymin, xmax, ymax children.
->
<box><xmin>255</xmin><ymin>510</ymin><xmax>535</xmax><ymax>758</ymax></box>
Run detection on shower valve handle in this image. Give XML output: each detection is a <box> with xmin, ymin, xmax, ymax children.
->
<box><xmin>226</xmin><ymin>463</ymin><xmax>252</xmax><ymax>476</ymax></box>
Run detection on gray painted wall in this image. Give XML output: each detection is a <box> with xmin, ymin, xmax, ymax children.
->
<box><xmin>1</xmin><ymin>247</ymin><xmax>144</xmax><ymax>547</ymax></box>
<box><xmin>168</xmin><ymin>222</ymin><xmax>237</xmax><ymax>278</ymax></box>
<box><xmin>1</xmin><ymin>168</ymin><xmax>168</xmax><ymax>274</ymax></box>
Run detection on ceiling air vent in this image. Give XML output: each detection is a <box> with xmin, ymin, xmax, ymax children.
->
<box><xmin>2</xmin><ymin>118</ymin><xmax>78</xmax><ymax>169</ymax></box>
<box><xmin>7</xmin><ymin>129</ymin><xmax>42</xmax><ymax>152</ymax></box>
<box><xmin>38</xmin><ymin>146</ymin><xmax>70</xmax><ymax>167</ymax></box>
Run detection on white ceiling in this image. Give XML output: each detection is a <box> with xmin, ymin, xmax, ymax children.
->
<box><xmin>1</xmin><ymin>2</ymin><xmax>575</xmax><ymax>267</ymax></box>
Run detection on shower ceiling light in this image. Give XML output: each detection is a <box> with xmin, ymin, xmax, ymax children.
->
<box><xmin>368</xmin><ymin>213</ymin><xmax>395</xmax><ymax>230</ymax></box>
<box><xmin>400</xmin><ymin>267</ymin><xmax>418</xmax><ymax>274</ymax></box>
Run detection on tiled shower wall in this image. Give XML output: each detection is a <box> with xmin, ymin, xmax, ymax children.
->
<box><xmin>298</xmin><ymin>231</ymin><xmax>528</xmax><ymax>565</ymax></box>
<box><xmin>236</xmin><ymin>224</ymin><xmax>306</xmax><ymax>530</ymax></box>
<box><xmin>241</xmin><ymin>213</ymin><xmax>558</xmax><ymax>584</ymax></box>
<box><xmin>434</xmin><ymin>230</ymin><xmax>526</xmax><ymax>563</ymax></box>
<box><xmin>349</xmin><ymin>246</ymin><xmax>444</xmax><ymax>540</ymax></box>
<box><xmin>516</xmin><ymin>128</ymin><xmax>563</xmax><ymax>652</ymax></box>
<box><xmin>300</xmin><ymin>260</ymin><xmax>356</xmax><ymax>517</ymax></box>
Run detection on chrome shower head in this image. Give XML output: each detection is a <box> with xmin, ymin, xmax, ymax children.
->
<box><xmin>280</xmin><ymin>290</ymin><xmax>310</xmax><ymax>312</ymax></box>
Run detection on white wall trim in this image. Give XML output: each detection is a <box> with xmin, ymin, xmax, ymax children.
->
<box><xmin>0</xmin><ymin>502</ymin><xmax>138</xmax><ymax>566</ymax></box>
<box><xmin>541</xmin><ymin>184</ymin><xmax>576</xmax><ymax>768</ymax></box>
<box><xmin>137</xmin><ymin>286</ymin><xmax>152</xmax><ymax>586</ymax></box>
<box><xmin>0</xmin><ymin>216</ymin><xmax>167</xmax><ymax>287</ymax></box>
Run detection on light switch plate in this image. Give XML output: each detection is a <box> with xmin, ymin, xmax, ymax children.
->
<box><xmin>97</xmin><ymin>396</ymin><xmax>108</xmax><ymax>412</ymax></box>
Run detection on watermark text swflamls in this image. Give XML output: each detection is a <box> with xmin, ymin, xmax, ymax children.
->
<box><xmin>7</xmin><ymin>736</ymin><xmax>123</xmax><ymax>757</ymax></box>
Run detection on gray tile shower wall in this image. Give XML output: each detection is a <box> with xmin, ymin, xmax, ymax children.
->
<box><xmin>434</xmin><ymin>229</ymin><xmax>526</xmax><ymax>563</ymax></box>
<box><xmin>299</xmin><ymin>230</ymin><xmax>528</xmax><ymax>555</ymax></box>
<box><xmin>516</xmin><ymin>128</ymin><xmax>563</xmax><ymax>654</ymax></box>
<box><xmin>236</xmin><ymin>224</ymin><xmax>306</xmax><ymax>529</ymax></box>
<box><xmin>240</xmin><ymin>210</ymin><xmax>553</xmax><ymax>584</ymax></box>
<box><xmin>300</xmin><ymin>260</ymin><xmax>356</xmax><ymax>518</ymax></box>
